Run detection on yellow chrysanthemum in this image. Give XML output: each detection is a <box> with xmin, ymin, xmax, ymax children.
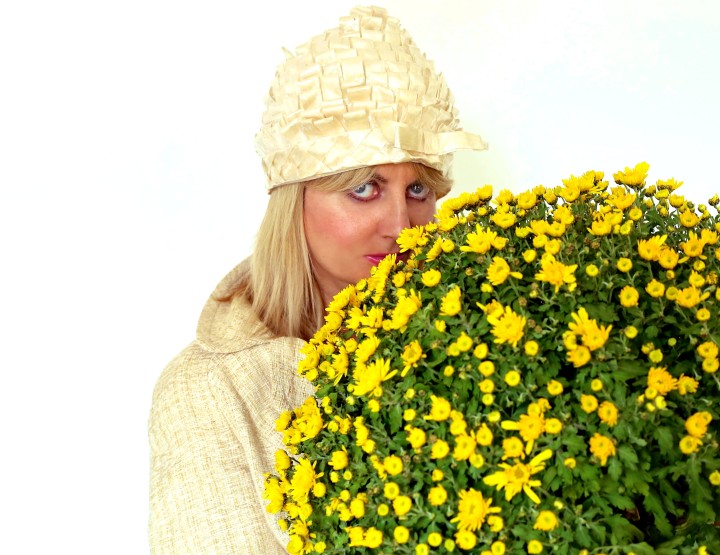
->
<box><xmin>589</xmin><ymin>433</ymin><xmax>616</xmax><ymax>466</ymax></box>
<box><xmin>450</xmin><ymin>488</ymin><xmax>502</xmax><ymax>531</ymax></box>
<box><xmin>483</xmin><ymin>449</ymin><xmax>552</xmax><ymax>503</ymax></box>
<box><xmin>502</xmin><ymin>436</ymin><xmax>525</xmax><ymax>460</ymax></box>
<box><xmin>401</xmin><ymin>340</ymin><xmax>424</xmax><ymax>376</ymax></box>
<box><xmin>679</xmin><ymin>210</ymin><xmax>700</xmax><ymax>228</ymax></box>
<box><xmin>431</xmin><ymin>439</ymin><xmax>450</xmax><ymax>459</ymax></box>
<box><xmin>502</xmin><ymin>413</ymin><xmax>545</xmax><ymax>444</ymax></box>
<box><xmin>567</xmin><ymin>345</ymin><xmax>591</xmax><ymax>367</ymax></box>
<box><xmin>352</xmin><ymin>357</ymin><xmax>397</xmax><ymax>397</ymax></box>
<box><xmin>697</xmin><ymin>340</ymin><xmax>719</xmax><ymax>359</ymax></box>
<box><xmin>679</xmin><ymin>435</ymin><xmax>702</xmax><ymax>455</ymax></box>
<box><xmin>616</xmin><ymin>257</ymin><xmax>633</xmax><ymax>272</ymax></box>
<box><xmin>461</xmin><ymin>225</ymin><xmax>502</xmax><ymax>254</ymax></box>
<box><xmin>453</xmin><ymin>434</ymin><xmax>477</xmax><ymax>461</ymax></box>
<box><xmin>393</xmin><ymin>526</ymin><xmax>409</xmax><ymax>544</ymax></box>
<box><xmin>689</xmin><ymin>270</ymin><xmax>706</xmax><ymax>287</ymax></box>
<box><xmin>393</xmin><ymin>495</ymin><xmax>412</xmax><ymax>516</ymax></box>
<box><xmin>440</xmin><ymin>285</ymin><xmax>462</xmax><ymax>316</ymax></box>
<box><xmin>455</xmin><ymin>530</ymin><xmax>477</xmax><ymax>551</ymax></box>
<box><xmin>528</xmin><ymin>539</ymin><xmax>544</xmax><ymax>554</ymax></box>
<box><xmin>383</xmin><ymin>455</ymin><xmax>403</xmax><ymax>476</ymax></box>
<box><xmin>675</xmin><ymin>286</ymin><xmax>707</xmax><ymax>308</ymax></box>
<box><xmin>598</xmin><ymin>401</ymin><xmax>619</xmax><ymax>426</ymax></box>
<box><xmin>645</xmin><ymin>279</ymin><xmax>665</xmax><ymax>298</ymax></box>
<box><xmin>657</xmin><ymin>246</ymin><xmax>679</xmax><ymax>269</ymax></box>
<box><xmin>524</xmin><ymin>340</ymin><xmax>539</xmax><ymax>356</ymax></box>
<box><xmin>677</xmin><ymin>374</ymin><xmax>699</xmax><ymax>395</ymax></box>
<box><xmin>405</xmin><ymin>426</ymin><xmax>426</xmax><ymax>449</ymax></box>
<box><xmin>545</xmin><ymin>418</ymin><xmax>563</xmax><ymax>434</ymax></box>
<box><xmin>476</xmin><ymin>423</ymin><xmax>494</xmax><ymax>446</ymax></box>
<box><xmin>613</xmin><ymin>161</ymin><xmax>649</xmax><ymax>187</ymax></box>
<box><xmin>588</xmin><ymin>219</ymin><xmax>612</xmax><ymax>236</ymax></box>
<box><xmin>517</xmin><ymin>191</ymin><xmax>538</xmax><ymax>209</ymax></box>
<box><xmin>568</xmin><ymin>307</ymin><xmax>612</xmax><ymax>350</ymax></box>
<box><xmin>535</xmin><ymin>254</ymin><xmax>578</xmax><ymax>292</ymax></box>
<box><xmin>533</xmin><ymin>510</ymin><xmax>559</xmax><ymax>531</ymax></box>
<box><xmin>397</xmin><ymin>225</ymin><xmax>428</xmax><ymax>251</ymax></box>
<box><xmin>487</xmin><ymin>256</ymin><xmax>522</xmax><ymax>285</ymax></box>
<box><xmin>685</xmin><ymin>411</ymin><xmax>712</xmax><ymax>438</ymax></box>
<box><xmin>696</xmin><ymin>308</ymin><xmax>711</xmax><ymax>321</ymax></box>
<box><xmin>703</xmin><ymin>357</ymin><xmax>719</xmax><ymax>373</ymax></box>
<box><xmin>547</xmin><ymin>380</ymin><xmax>563</xmax><ymax>396</ymax></box>
<box><xmin>637</xmin><ymin>235</ymin><xmax>667</xmax><ymax>261</ymax></box>
<box><xmin>289</xmin><ymin>458</ymin><xmax>321</xmax><ymax>504</ymax></box>
<box><xmin>425</xmin><ymin>395</ymin><xmax>452</xmax><ymax>421</ymax></box>
<box><xmin>428</xmin><ymin>485</ymin><xmax>448</xmax><ymax>506</ymax></box>
<box><xmin>329</xmin><ymin>449</ymin><xmax>348</xmax><ymax>470</ymax></box>
<box><xmin>647</xmin><ymin>366</ymin><xmax>677</xmax><ymax>394</ymax></box>
<box><xmin>619</xmin><ymin>286</ymin><xmax>640</xmax><ymax>308</ymax></box>
<box><xmin>681</xmin><ymin>232</ymin><xmax>706</xmax><ymax>259</ymax></box>
<box><xmin>263</xmin><ymin>476</ymin><xmax>285</xmax><ymax>513</ymax></box>
<box><xmin>581</xmin><ymin>394</ymin><xmax>599</xmax><ymax>413</ymax></box>
<box><xmin>421</xmin><ymin>269</ymin><xmax>442</xmax><ymax>287</ymax></box>
<box><xmin>491</xmin><ymin>211</ymin><xmax>517</xmax><ymax>229</ymax></box>
<box><xmin>487</xmin><ymin>305</ymin><xmax>527</xmax><ymax>347</ymax></box>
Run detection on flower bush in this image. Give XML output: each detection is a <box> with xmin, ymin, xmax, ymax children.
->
<box><xmin>265</xmin><ymin>163</ymin><xmax>720</xmax><ymax>555</ymax></box>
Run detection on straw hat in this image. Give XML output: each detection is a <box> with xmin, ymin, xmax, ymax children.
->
<box><xmin>255</xmin><ymin>5</ymin><xmax>487</xmax><ymax>190</ymax></box>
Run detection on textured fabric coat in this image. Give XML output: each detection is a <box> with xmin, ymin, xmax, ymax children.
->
<box><xmin>149</xmin><ymin>264</ymin><xmax>313</xmax><ymax>554</ymax></box>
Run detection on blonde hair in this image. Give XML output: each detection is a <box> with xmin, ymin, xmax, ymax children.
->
<box><xmin>221</xmin><ymin>164</ymin><xmax>452</xmax><ymax>340</ymax></box>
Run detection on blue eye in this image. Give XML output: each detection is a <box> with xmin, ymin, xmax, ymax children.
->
<box><xmin>408</xmin><ymin>182</ymin><xmax>430</xmax><ymax>200</ymax></box>
<box><xmin>349</xmin><ymin>182</ymin><xmax>377</xmax><ymax>200</ymax></box>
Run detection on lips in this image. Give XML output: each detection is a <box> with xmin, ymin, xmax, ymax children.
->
<box><xmin>365</xmin><ymin>252</ymin><xmax>409</xmax><ymax>265</ymax></box>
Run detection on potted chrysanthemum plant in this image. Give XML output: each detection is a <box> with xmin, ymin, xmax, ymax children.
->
<box><xmin>265</xmin><ymin>163</ymin><xmax>720</xmax><ymax>555</ymax></box>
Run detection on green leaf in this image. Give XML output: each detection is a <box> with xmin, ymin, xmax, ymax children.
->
<box><xmin>575</xmin><ymin>525</ymin><xmax>592</xmax><ymax>547</ymax></box>
<box><xmin>623</xmin><ymin>469</ymin><xmax>650</xmax><ymax>496</ymax></box>
<box><xmin>608</xmin><ymin>457</ymin><xmax>623</xmax><ymax>481</ymax></box>
<box><xmin>605</xmin><ymin>515</ymin><xmax>644</xmax><ymax>544</ymax></box>
<box><xmin>623</xmin><ymin>542</ymin><xmax>657</xmax><ymax>555</ymax></box>
<box><xmin>606</xmin><ymin>490</ymin><xmax>636</xmax><ymax>510</ymax></box>
<box><xmin>615</xmin><ymin>359</ymin><xmax>648</xmax><ymax>380</ymax></box>
<box><xmin>563</xmin><ymin>432</ymin><xmax>586</xmax><ymax>454</ymax></box>
<box><xmin>643</xmin><ymin>490</ymin><xmax>664</xmax><ymax>515</ymax></box>
<box><xmin>388</xmin><ymin>403</ymin><xmax>402</xmax><ymax>434</ymax></box>
<box><xmin>585</xmin><ymin>302</ymin><xmax>620</xmax><ymax>322</ymax></box>
<box><xmin>643</xmin><ymin>492</ymin><xmax>673</xmax><ymax>537</ymax></box>
<box><xmin>654</xmin><ymin>426</ymin><xmax>674</xmax><ymax>455</ymax></box>
<box><xmin>618</xmin><ymin>445</ymin><xmax>639</xmax><ymax>468</ymax></box>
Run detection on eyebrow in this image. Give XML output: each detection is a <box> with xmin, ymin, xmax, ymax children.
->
<box><xmin>371</xmin><ymin>173</ymin><xmax>424</xmax><ymax>188</ymax></box>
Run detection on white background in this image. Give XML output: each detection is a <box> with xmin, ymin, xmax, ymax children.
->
<box><xmin>1</xmin><ymin>0</ymin><xmax>719</xmax><ymax>552</ymax></box>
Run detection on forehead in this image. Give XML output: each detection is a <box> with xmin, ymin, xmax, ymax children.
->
<box><xmin>371</xmin><ymin>163</ymin><xmax>419</xmax><ymax>183</ymax></box>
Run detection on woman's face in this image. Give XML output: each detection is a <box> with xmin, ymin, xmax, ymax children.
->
<box><xmin>304</xmin><ymin>163</ymin><xmax>436</xmax><ymax>304</ymax></box>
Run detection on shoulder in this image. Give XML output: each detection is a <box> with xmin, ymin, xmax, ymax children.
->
<box><xmin>150</xmin><ymin>334</ymin><xmax>308</xmax><ymax>422</ymax></box>
<box><xmin>150</xmin><ymin>266</ymin><xmax>314</xmax><ymax>439</ymax></box>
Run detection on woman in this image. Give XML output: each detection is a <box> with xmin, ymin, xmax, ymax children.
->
<box><xmin>148</xmin><ymin>6</ymin><xmax>485</xmax><ymax>554</ymax></box>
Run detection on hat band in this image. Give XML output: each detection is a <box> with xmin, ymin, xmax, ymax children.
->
<box><xmin>379</xmin><ymin>120</ymin><xmax>488</xmax><ymax>156</ymax></box>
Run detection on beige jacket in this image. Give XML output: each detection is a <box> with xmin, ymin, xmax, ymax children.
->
<box><xmin>149</xmin><ymin>264</ymin><xmax>314</xmax><ymax>554</ymax></box>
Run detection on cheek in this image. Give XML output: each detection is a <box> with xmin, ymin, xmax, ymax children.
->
<box><xmin>305</xmin><ymin>204</ymin><xmax>362</xmax><ymax>253</ymax></box>
<box><xmin>410</xmin><ymin>202</ymin><xmax>437</xmax><ymax>226</ymax></box>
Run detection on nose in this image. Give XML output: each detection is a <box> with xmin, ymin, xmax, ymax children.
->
<box><xmin>379</xmin><ymin>193</ymin><xmax>411</xmax><ymax>239</ymax></box>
